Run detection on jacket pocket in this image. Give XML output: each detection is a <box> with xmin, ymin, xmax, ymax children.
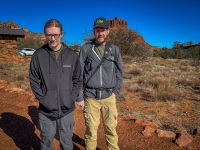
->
<box><xmin>41</xmin><ymin>90</ymin><xmax>58</xmax><ymax>111</ymax></box>
<box><xmin>60</xmin><ymin>90</ymin><xmax>74</xmax><ymax>111</ymax></box>
<box><xmin>103</xmin><ymin>62</ymin><xmax>116</xmax><ymax>87</ymax></box>
<box><xmin>85</xmin><ymin>58</ymin><xmax>93</xmax><ymax>71</ymax></box>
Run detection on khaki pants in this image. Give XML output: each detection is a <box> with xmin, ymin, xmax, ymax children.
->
<box><xmin>84</xmin><ymin>94</ymin><xmax>119</xmax><ymax>150</ymax></box>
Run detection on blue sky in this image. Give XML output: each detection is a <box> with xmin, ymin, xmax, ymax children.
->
<box><xmin>0</xmin><ymin>0</ymin><xmax>199</xmax><ymax>48</ymax></box>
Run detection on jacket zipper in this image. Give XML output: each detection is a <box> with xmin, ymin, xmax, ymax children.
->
<box><xmin>100</xmin><ymin>65</ymin><xmax>102</xmax><ymax>99</ymax></box>
<box><xmin>112</xmin><ymin>62</ymin><xmax>114</xmax><ymax>71</ymax></box>
<box><xmin>56</xmin><ymin>59</ymin><xmax>61</xmax><ymax>118</ymax></box>
<box><xmin>92</xmin><ymin>46</ymin><xmax>103</xmax><ymax>99</ymax></box>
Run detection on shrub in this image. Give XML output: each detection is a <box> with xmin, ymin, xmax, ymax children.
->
<box><xmin>127</xmin><ymin>66</ymin><xmax>142</xmax><ymax>76</ymax></box>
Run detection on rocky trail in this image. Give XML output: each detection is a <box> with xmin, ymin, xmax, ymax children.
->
<box><xmin>0</xmin><ymin>81</ymin><xmax>200</xmax><ymax>150</ymax></box>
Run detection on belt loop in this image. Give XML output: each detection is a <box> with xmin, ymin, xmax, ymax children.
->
<box><xmin>96</xmin><ymin>89</ymin><xmax>100</xmax><ymax>99</ymax></box>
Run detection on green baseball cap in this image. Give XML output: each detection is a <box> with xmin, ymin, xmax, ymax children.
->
<box><xmin>93</xmin><ymin>17</ymin><xmax>108</xmax><ymax>29</ymax></box>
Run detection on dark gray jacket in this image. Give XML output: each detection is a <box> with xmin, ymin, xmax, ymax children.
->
<box><xmin>78</xmin><ymin>41</ymin><xmax>123</xmax><ymax>100</ymax></box>
<box><xmin>29</xmin><ymin>43</ymin><xmax>82</xmax><ymax>117</ymax></box>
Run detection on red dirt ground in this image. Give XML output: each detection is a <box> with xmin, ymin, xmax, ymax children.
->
<box><xmin>0</xmin><ymin>55</ymin><xmax>200</xmax><ymax>150</ymax></box>
<box><xmin>0</xmin><ymin>81</ymin><xmax>200</xmax><ymax>150</ymax></box>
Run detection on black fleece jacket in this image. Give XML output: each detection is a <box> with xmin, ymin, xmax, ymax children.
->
<box><xmin>29</xmin><ymin>43</ymin><xmax>82</xmax><ymax>117</ymax></box>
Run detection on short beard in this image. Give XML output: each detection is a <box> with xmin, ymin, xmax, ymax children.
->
<box><xmin>95</xmin><ymin>37</ymin><xmax>107</xmax><ymax>45</ymax></box>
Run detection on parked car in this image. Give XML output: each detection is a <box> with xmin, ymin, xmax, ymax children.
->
<box><xmin>18</xmin><ymin>48</ymin><xmax>36</xmax><ymax>56</ymax></box>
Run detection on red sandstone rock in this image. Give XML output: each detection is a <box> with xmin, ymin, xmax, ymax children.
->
<box><xmin>156</xmin><ymin>129</ymin><xmax>176</xmax><ymax>139</ymax></box>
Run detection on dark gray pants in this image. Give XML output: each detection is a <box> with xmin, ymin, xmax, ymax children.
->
<box><xmin>39</xmin><ymin>111</ymin><xmax>74</xmax><ymax>150</ymax></box>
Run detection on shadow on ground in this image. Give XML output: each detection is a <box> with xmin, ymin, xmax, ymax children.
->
<box><xmin>0</xmin><ymin>112</ymin><xmax>41</xmax><ymax>150</ymax></box>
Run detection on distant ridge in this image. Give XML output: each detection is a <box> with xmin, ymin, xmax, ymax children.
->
<box><xmin>0</xmin><ymin>19</ymin><xmax>161</xmax><ymax>50</ymax></box>
<box><xmin>0</xmin><ymin>21</ymin><xmax>46</xmax><ymax>42</ymax></box>
<box><xmin>107</xmin><ymin>17</ymin><xmax>161</xmax><ymax>50</ymax></box>
<box><xmin>107</xmin><ymin>17</ymin><xmax>128</xmax><ymax>29</ymax></box>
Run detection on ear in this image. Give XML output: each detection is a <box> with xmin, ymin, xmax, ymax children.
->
<box><xmin>61</xmin><ymin>31</ymin><xmax>64</xmax><ymax>38</ymax></box>
<box><xmin>107</xmin><ymin>29</ymin><xmax>110</xmax><ymax>35</ymax></box>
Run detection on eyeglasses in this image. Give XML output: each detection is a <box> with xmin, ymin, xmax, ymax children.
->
<box><xmin>45</xmin><ymin>34</ymin><xmax>61</xmax><ymax>39</ymax></box>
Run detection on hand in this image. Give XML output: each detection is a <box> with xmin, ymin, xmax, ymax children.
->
<box><xmin>76</xmin><ymin>100</ymin><xmax>85</xmax><ymax>108</ymax></box>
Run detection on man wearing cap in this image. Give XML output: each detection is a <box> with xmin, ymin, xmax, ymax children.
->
<box><xmin>76</xmin><ymin>17</ymin><xmax>123</xmax><ymax>150</ymax></box>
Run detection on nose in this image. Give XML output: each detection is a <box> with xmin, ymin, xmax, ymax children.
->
<box><xmin>98</xmin><ymin>31</ymin><xmax>103</xmax><ymax>35</ymax></box>
<box><xmin>50</xmin><ymin>35</ymin><xmax>56</xmax><ymax>39</ymax></box>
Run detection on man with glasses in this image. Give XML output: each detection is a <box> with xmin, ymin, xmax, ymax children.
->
<box><xmin>29</xmin><ymin>19</ymin><xmax>82</xmax><ymax>150</ymax></box>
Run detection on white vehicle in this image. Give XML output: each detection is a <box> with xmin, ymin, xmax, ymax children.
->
<box><xmin>18</xmin><ymin>48</ymin><xmax>36</xmax><ymax>56</ymax></box>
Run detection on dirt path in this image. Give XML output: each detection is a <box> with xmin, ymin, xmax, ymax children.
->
<box><xmin>0</xmin><ymin>86</ymin><xmax>199</xmax><ymax>150</ymax></box>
